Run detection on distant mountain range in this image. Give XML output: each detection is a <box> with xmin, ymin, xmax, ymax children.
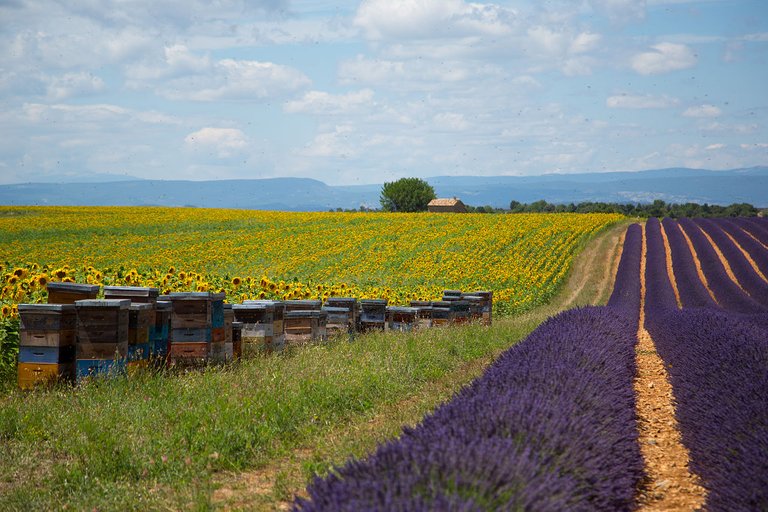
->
<box><xmin>1</xmin><ymin>167</ymin><xmax>766</xmax><ymax>210</ymax></box>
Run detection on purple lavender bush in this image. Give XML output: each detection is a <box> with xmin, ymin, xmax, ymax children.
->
<box><xmin>643</xmin><ymin>218</ymin><xmax>678</xmax><ymax>314</ymax></box>
<box><xmin>645</xmin><ymin>307</ymin><xmax>768</xmax><ymax>511</ymax></box>
<box><xmin>717</xmin><ymin>218</ymin><xmax>768</xmax><ymax>280</ymax></box>
<box><xmin>677</xmin><ymin>218</ymin><xmax>765</xmax><ymax>314</ymax></box>
<box><xmin>694</xmin><ymin>218</ymin><xmax>768</xmax><ymax>308</ymax></box>
<box><xmin>660</xmin><ymin>217</ymin><xmax>718</xmax><ymax>309</ymax></box>
<box><xmin>734</xmin><ymin>217</ymin><xmax>768</xmax><ymax>245</ymax></box>
<box><xmin>607</xmin><ymin>223</ymin><xmax>642</xmax><ymax>322</ymax></box>
<box><xmin>294</xmin><ymin>307</ymin><xmax>643</xmax><ymax>512</ymax></box>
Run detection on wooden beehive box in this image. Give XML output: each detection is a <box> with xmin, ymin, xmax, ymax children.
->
<box><xmin>387</xmin><ymin>307</ymin><xmax>419</xmax><ymax>332</ymax></box>
<box><xmin>75</xmin><ymin>299</ymin><xmax>130</xmax><ymax>345</ymax></box>
<box><xmin>284</xmin><ymin>310</ymin><xmax>327</xmax><ymax>344</ymax></box>
<box><xmin>47</xmin><ymin>282</ymin><xmax>99</xmax><ymax>305</ymax></box>
<box><xmin>359</xmin><ymin>299</ymin><xmax>387</xmax><ymax>331</ymax></box>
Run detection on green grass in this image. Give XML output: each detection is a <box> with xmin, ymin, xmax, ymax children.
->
<box><xmin>0</xmin><ymin>221</ymin><xmax>631</xmax><ymax>511</ymax></box>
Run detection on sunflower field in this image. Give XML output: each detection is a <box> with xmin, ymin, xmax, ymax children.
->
<box><xmin>0</xmin><ymin>206</ymin><xmax>622</xmax><ymax>321</ymax></box>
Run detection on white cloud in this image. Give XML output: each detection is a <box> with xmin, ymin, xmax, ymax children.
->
<box><xmin>354</xmin><ymin>0</ymin><xmax>515</xmax><ymax>41</ymax></box>
<box><xmin>606</xmin><ymin>94</ymin><xmax>679</xmax><ymax>109</ymax></box>
<box><xmin>433</xmin><ymin>112</ymin><xmax>468</xmax><ymax>131</ymax></box>
<box><xmin>740</xmin><ymin>143</ymin><xmax>768</xmax><ymax>149</ymax></box>
<box><xmin>160</xmin><ymin>58</ymin><xmax>310</xmax><ymax>101</ymax></box>
<box><xmin>46</xmin><ymin>72</ymin><xmax>105</xmax><ymax>100</ymax></box>
<box><xmin>302</xmin><ymin>125</ymin><xmax>357</xmax><ymax>158</ymax></box>
<box><xmin>184</xmin><ymin>127</ymin><xmax>248</xmax><ymax>158</ymax></box>
<box><xmin>284</xmin><ymin>89</ymin><xmax>374</xmax><ymax>114</ymax></box>
<box><xmin>683</xmin><ymin>104</ymin><xmax>722</xmax><ymax>118</ymax></box>
<box><xmin>705</xmin><ymin>143</ymin><xmax>725</xmax><ymax>150</ymax></box>
<box><xmin>743</xmin><ymin>32</ymin><xmax>768</xmax><ymax>42</ymax></box>
<box><xmin>631</xmin><ymin>42</ymin><xmax>697</xmax><ymax>75</ymax></box>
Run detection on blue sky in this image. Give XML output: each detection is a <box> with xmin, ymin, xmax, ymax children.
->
<box><xmin>0</xmin><ymin>0</ymin><xmax>766</xmax><ymax>185</ymax></box>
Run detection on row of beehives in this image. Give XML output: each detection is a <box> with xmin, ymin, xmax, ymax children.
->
<box><xmin>16</xmin><ymin>282</ymin><xmax>492</xmax><ymax>389</ymax></box>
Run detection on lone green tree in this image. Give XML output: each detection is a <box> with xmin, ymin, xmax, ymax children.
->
<box><xmin>379</xmin><ymin>177</ymin><xmax>436</xmax><ymax>212</ymax></box>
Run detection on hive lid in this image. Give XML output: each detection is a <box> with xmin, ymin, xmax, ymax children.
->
<box><xmin>286</xmin><ymin>310</ymin><xmax>326</xmax><ymax>318</ymax></box>
<box><xmin>129</xmin><ymin>303</ymin><xmax>154</xmax><ymax>311</ymax></box>
<box><xmin>322</xmin><ymin>306</ymin><xmax>350</xmax><ymax>313</ymax></box>
<box><xmin>168</xmin><ymin>292</ymin><xmax>217</xmax><ymax>300</ymax></box>
<box><xmin>75</xmin><ymin>299</ymin><xmax>131</xmax><ymax>308</ymax></box>
<box><xmin>155</xmin><ymin>301</ymin><xmax>172</xmax><ymax>311</ymax></box>
<box><xmin>47</xmin><ymin>282</ymin><xmax>100</xmax><ymax>293</ymax></box>
<box><xmin>103</xmin><ymin>286</ymin><xmax>159</xmax><ymax>298</ymax></box>
<box><xmin>18</xmin><ymin>303</ymin><xmax>76</xmax><ymax>312</ymax></box>
<box><xmin>388</xmin><ymin>306</ymin><xmax>419</xmax><ymax>314</ymax></box>
<box><xmin>360</xmin><ymin>299</ymin><xmax>388</xmax><ymax>306</ymax></box>
<box><xmin>233</xmin><ymin>303</ymin><xmax>272</xmax><ymax>311</ymax></box>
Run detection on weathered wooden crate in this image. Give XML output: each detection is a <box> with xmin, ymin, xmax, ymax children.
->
<box><xmin>75</xmin><ymin>358</ymin><xmax>126</xmax><ymax>383</ymax></box>
<box><xmin>284</xmin><ymin>310</ymin><xmax>327</xmax><ymax>344</ymax></box>
<box><xmin>223</xmin><ymin>304</ymin><xmax>234</xmax><ymax>344</ymax></box>
<box><xmin>75</xmin><ymin>299</ymin><xmax>130</xmax><ymax>344</ymax></box>
<box><xmin>430</xmin><ymin>301</ymin><xmax>452</xmax><ymax>327</ymax></box>
<box><xmin>410</xmin><ymin>301</ymin><xmax>433</xmax><ymax>329</ymax></box>
<box><xmin>460</xmin><ymin>294</ymin><xmax>485</xmax><ymax>323</ymax></box>
<box><xmin>18</xmin><ymin>345</ymin><xmax>75</xmax><ymax>365</ymax></box>
<box><xmin>151</xmin><ymin>301</ymin><xmax>172</xmax><ymax>359</ymax></box>
<box><xmin>19</xmin><ymin>303</ymin><xmax>77</xmax><ymax>331</ymax></box>
<box><xmin>387</xmin><ymin>307</ymin><xmax>419</xmax><ymax>332</ymax></box>
<box><xmin>441</xmin><ymin>289</ymin><xmax>463</xmax><ymax>301</ymax></box>
<box><xmin>322</xmin><ymin>306</ymin><xmax>354</xmax><ymax>337</ymax></box>
<box><xmin>232</xmin><ymin>322</ymin><xmax>243</xmax><ymax>359</ymax></box>
<box><xmin>170</xmin><ymin>327</ymin><xmax>212</xmax><ymax>344</ymax></box>
<box><xmin>209</xmin><ymin>341</ymin><xmax>232</xmax><ymax>363</ymax></box>
<box><xmin>18</xmin><ymin>362</ymin><xmax>74</xmax><ymax>390</ymax></box>
<box><xmin>360</xmin><ymin>299</ymin><xmax>387</xmax><ymax>331</ymax></box>
<box><xmin>468</xmin><ymin>290</ymin><xmax>493</xmax><ymax>325</ymax></box>
<box><xmin>283</xmin><ymin>300</ymin><xmax>322</xmax><ymax>312</ymax></box>
<box><xmin>168</xmin><ymin>342</ymin><xmax>209</xmax><ymax>362</ymax></box>
<box><xmin>47</xmin><ymin>282</ymin><xmax>99</xmax><ymax>305</ymax></box>
<box><xmin>77</xmin><ymin>342</ymin><xmax>128</xmax><ymax>360</ymax></box>
<box><xmin>128</xmin><ymin>303</ymin><xmax>153</xmax><ymax>346</ymax></box>
<box><xmin>168</xmin><ymin>292</ymin><xmax>215</xmax><ymax>329</ymax></box>
<box><xmin>325</xmin><ymin>297</ymin><xmax>359</xmax><ymax>327</ymax></box>
<box><xmin>20</xmin><ymin>329</ymin><xmax>76</xmax><ymax>348</ymax></box>
<box><xmin>103</xmin><ymin>286</ymin><xmax>159</xmax><ymax>304</ymax></box>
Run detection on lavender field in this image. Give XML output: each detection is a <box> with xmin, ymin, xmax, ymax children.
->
<box><xmin>296</xmin><ymin>217</ymin><xmax>768</xmax><ymax>511</ymax></box>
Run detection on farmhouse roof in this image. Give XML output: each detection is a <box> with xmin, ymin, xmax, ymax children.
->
<box><xmin>428</xmin><ymin>198</ymin><xmax>463</xmax><ymax>207</ymax></box>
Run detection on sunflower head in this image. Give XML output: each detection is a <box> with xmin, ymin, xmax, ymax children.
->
<box><xmin>231</xmin><ymin>277</ymin><xmax>242</xmax><ymax>287</ymax></box>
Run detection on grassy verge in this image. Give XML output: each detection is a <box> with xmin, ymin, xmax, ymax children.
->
<box><xmin>0</xmin><ymin>221</ymin><xmax>631</xmax><ymax>511</ymax></box>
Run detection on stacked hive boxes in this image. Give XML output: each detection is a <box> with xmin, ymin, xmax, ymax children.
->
<box><xmin>471</xmin><ymin>291</ymin><xmax>493</xmax><ymax>326</ymax></box>
<box><xmin>152</xmin><ymin>300</ymin><xmax>172</xmax><ymax>361</ymax></box>
<box><xmin>233</xmin><ymin>301</ymin><xmax>286</xmax><ymax>356</ymax></box>
<box><xmin>284</xmin><ymin>300</ymin><xmax>326</xmax><ymax>344</ymax></box>
<box><xmin>409</xmin><ymin>300</ymin><xmax>433</xmax><ymax>329</ymax></box>
<box><xmin>75</xmin><ymin>299</ymin><xmax>130</xmax><ymax>382</ymax></box>
<box><xmin>46</xmin><ymin>282</ymin><xmax>99</xmax><ymax>304</ymax></box>
<box><xmin>209</xmin><ymin>294</ymin><xmax>227</xmax><ymax>363</ymax></box>
<box><xmin>167</xmin><ymin>292</ymin><xmax>219</xmax><ymax>365</ymax></box>
<box><xmin>211</xmin><ymin>303</ymin><xmax>234</xmax><ymax>363</ymax></box>
<box><xmin>17</xmin><ymin>304</ymin><xmax>77</xmax><ymax>389</ymax></box>
<box><xmin>324</xmin><ymin>297</ymin><xmax>358</xmax><ymax>337</ymax></box>
<box><xmin>386</xmin><ymin>307</ymin><xmax>419</xmax><ymax>332</ymax></box>
<box><xmin>359</xmin><ymin>299</ymin><xmax>387</xmax><ymax>332</ymax></box>
<box><xmin>231</xmin><ymin>321</ymin><xmax>243</xmax><ymax>359</ymax></box>
<box><xmin>103</xmin><ymin>286</ymin><xmax>159</xmax><ymax>371</ymax></box>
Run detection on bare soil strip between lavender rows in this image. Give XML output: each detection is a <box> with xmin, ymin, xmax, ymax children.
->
<box><xmin>210</xmin><ymin>222</ymin><xmax>632</xmax><ymax>511</ymax></box>
<box><xmin>634</xmin><ymin>222</ymin><xmax>706</xmax><ymax>512</ymax></box>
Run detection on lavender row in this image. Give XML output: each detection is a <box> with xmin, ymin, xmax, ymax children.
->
<box><xmin>643</xmin><ymin>218</ymin><xmax>678</xmax><ymax>314</ymax></box>
<box><xmin>733</xmin><ymin>217</ymin><xmax>768</xmax><ymax>246</ymax></box>
<box><xmin>694</xmin><ymin>218</ymin><xmax>768</xmax><ymax>309</ymax></box>
<box><xmin>645</xmin><ymin>307</ymin><xmax>768</xmax><ymax>511</ymax></box>
<box><xmin>717</xmin><ymin>218</ymin><xmax>768</xmax><ymax>279</ymax></box>
<box><xmin>295</xmin><ymin>306</ymin><xmax>643</xmax><ymax>512</ymax></box>
<box><xmin>677</xmin><ymin>218</ymin><xmax>765</xmax><ymax>314</ymax></box>
<box><xmin>607</xmin><ymin>223</ymin><xmax>642</xmax><ymax>323</ymax></box>
<box><xmin>660</xmin><ymin>217</ymin><xmax>718</xmax><ymax>309</ymax></box>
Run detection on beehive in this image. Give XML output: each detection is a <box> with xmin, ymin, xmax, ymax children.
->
<box><xmin>18</xmin><ymin>362</ymin><xmax>75</xmax><ymax>390</ymax></box>
<box><xmin>151</xmin><ymin>300</ymin><xmax>172</xmax><ymax>361</ymax></box>
<box><xmin>232</xmin><ymin>321</ymin><xmax>243</xmax><ymax>359</ymax></box>
<box><xmin>167</xmin><ymin>292</ymin><xmax>218</xmax><ymax>365</ymax></box>
<box><xmin>325</xmin><ymin>297</ymin><xmax>359</xmax><ymax>330</ymax></box>
<box><xmin>18</xmin><ymin>304</ymin><xmax>77</xmax><ymax>387</ymax></box>
<box><xmin>469</xmin><ymin>290</ymin><xmax>493</xmax><ymax>325</ymax></box>
<box><xmin>74</xmin><ymin>299</ymin><xmax>130</xmax><ymax>382</ymax></box>
<box><xmin>284</xmin><ymin>310</ymin><xmax>327</xmax><ymax>344</ymax></box>
<box><xmin>387</xmin><ymin>307</ymin><xmax>419</xmax><ymax>332</ymax></box>
<box><xmin>409</xmin><ymin>301</ymin><xmax>433</xmax><ymax>329</ymax></box>
<box><xmin>127</xmin><ymin>303</ymin><xmax>153</xmax><ymax>364</ymax></box>
<box><xmin>430</xmin><ymin>301</ymin><xmax>452</xmax><ymax>327</ymax></box>
<box><xmin>47</xmin><ymin>282</ymin><xmax>99</xmax><ymax>305</ymax></box>
<box><xmin>283</xmin><ymin>300</ymin><xmax>322</xmax><ymax>312</ymax></box>
<box><xmin>359</xmin><ymin>299</ymin><xmax>387</xmax><ymax>332</ymax></box>
<box><xmin>322</xmin><ymin>306</ymin><xmax>354</xmax><ymax>338</ymax></box>
<box><xmin>234</xmin><ymin>301</ymin><xmax>286</xmax><ymax>356</ymax></box>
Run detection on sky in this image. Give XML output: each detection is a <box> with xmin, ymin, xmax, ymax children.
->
<box><xmin>0</xmin><ymin>0</ymin><xmax>766</xmax><ymax>186</ymax></box>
